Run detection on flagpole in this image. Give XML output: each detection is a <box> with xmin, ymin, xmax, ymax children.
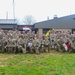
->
<box><xmin>13</xmin><ymin>0</ymin><xmax>15</xmax><ymax>22</ymax></box>
<box><xmin>13</xmin><ymin>0</ymin><xmax>16</xmax><ymax>30</ymax></box>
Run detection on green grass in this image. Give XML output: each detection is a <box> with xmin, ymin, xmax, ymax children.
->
<box><xmin>0</xmin><ymin>51</ymin><xmax>75</xmax><ymax>75</ymax></box>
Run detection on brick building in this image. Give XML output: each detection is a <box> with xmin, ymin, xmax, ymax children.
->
<box><xmin>34</xmin><ymin>14</ymin><xmax>75</xmax><ymax>36</ymax></box>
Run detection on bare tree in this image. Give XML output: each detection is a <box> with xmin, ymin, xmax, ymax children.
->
<box><xmin>23</xmin><ymin>15</ymin><xmax>36</xmax><ymax>25</ymax></box>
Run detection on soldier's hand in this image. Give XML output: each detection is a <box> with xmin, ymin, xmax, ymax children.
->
<box><xmin>19</xmin><ymin>46</ymin><xmax>22</xmax><ymax>48</ymax></box>
<box><xmin>5</xmin><ymin>46</ymin><xmax>6</xmax><ymax>48</ymax></box>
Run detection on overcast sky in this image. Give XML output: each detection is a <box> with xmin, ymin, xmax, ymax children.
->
<box><xmin>0</xmin><ymin>0</ymin><xmax>75</xmax><ymax>22</ymax></box>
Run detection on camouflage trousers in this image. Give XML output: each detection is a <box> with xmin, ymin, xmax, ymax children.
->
<box><xmin>33</xmin><ymin>46</ymin><xmax>40</xmax><ymax>54</ymax></box>
<box><xmin>44</xmin><ymin>44</ymin><xmax>50</xmax><ymax>52</ymax></box>
<box><xmin>40</xmin><ymin>44</ymin><xmax>50</xmax><ymax>53</ymax></box>
<box><xmin>26</xmin><ymin>46</ymin><xmax>34</xmax><ymax>53</ymax></box>
<box><xmin>40</xmin><ymin>44</ymin><xmax>45</xmax><ymax>53</ymax></box>
<box><xmin>17</xmin><ymin>45</ymin><xmax>26</xmax><ymax>53</ymax></box>
<box><xmin>6</xmin><ymin>45</ymin><xmax>17</xmax><ymax>53</ymax></box>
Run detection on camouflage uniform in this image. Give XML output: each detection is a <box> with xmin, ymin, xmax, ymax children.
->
<box><xmin>33</xmin><ymin>37</ymin><xmax>40</xmax><ymax>54</ymax></box>
<box><xmin>23</xmin><ymin>35</ymin><xmax>28</xmax><ymax>53</ymax></box>
<box><xmin>1</xmin><ymin>35</ymin><xmax>8</xmax><ymax>52</ymax></box>
<box><xmin>57</xmin><ymin>37</ymin><xmax>65</xmax><ymax>52</ymax></box>
<box><xmin>27</xmin><ymin>31</ymin><xmax>34</xmax><ymax>40</ymax></box>
<box><xmin>40</xmin><ymin>37</ymin><xmax>45</xmax><ymax>53</ymax></box>
<box><xmin>70</xmin><ymin>35</ymin><xmax>75</xmax><ymax>52</ymax></box>
<box><xmin>44</xmin><ymin>37</ymin><xmax>50</xmax><ymax>52</ymax></box>
<box><xmin>27</xmin><ymin>37</ymin><xmax>34</xmax><ymax>53</ymax></box>
<box><xmin>17</xmin><ymin>36</ymin><xmax>26</xmax><ymax>53</ymax></box>
<box><xmin>63</xmin><ymin>35</ymin><xmax>72</xmax><ymax>52</ymax></box>
<box><xmin>49</xmin><ymin>33</ymin><xmax>56</xmax><ymax>49</ymax></box>
<box><xmin>6</xmin><ymin>36</ymin><xmax>17</xmax><ymax>53</ymax></box>
<box><xmin>0</xmin><ymin>39</ymin><xmax>2</xmax><ymax>52</ymax></box>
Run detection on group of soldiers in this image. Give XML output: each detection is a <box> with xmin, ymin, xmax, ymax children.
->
<box><xmin>0</xmin><ymin>29</ymin><xmax>75</xmax><ymax>54</ymax></box>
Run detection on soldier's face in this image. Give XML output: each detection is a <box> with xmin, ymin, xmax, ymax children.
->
<box><xmin>3</xmin><ymin>36</ymin><xmax>6</xmax><ymax>39</ymax></box>
<box><xmin>34</xmin><ymin>37</ymin><xmax>37</xmax><ymax>40</ymax></box>
<box><xmin>24</xmin><ymin>37</ymin><xmax>27</xmax><ymax>39</ymax></box>
<box><xmin>30</xmin><ymin>38</ymin><xmax>33</xmax><ymax>40</ymax></box>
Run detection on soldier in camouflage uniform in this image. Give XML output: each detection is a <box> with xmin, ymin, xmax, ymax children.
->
<box><xmin>0</xmin><ymin>38</ymin><xmax>2</xmax><ymax>52</ymax></box>
<box><xmin>57</xmin><ymin>36</ymin><xmax>65</xmax><ymax>52</ymax></box>
<box><xmin>23</xmin><ymin>34</ymin><xmax>28</xmax><ymax>53</ymax></box>
<box><xmin>40</xmin><ymin>36</ymin><xmax>45</xmax><ymax>53</ymax></box>
<box><xmin>70</xmin><ymin>35</ymin><xmax>75</xmax><ymax>52</ymax></box>
<box><xmin>17</xmin><ymin>35</ymin><xmax>26</xmax><ymax>53</ymax></box>
<box><xmin>27</xmin><ymin>31</ymin><xmax>34</xmax><ymax>40</ymax></box>
<box><xmin>33</xmin><ymin>36</ymin><xmax>40</xmax><ymax>54</ymax></box>
<box><xmin>1</xmin><ymin>35</ymin><xmax>8</xmax><ymax>52</ymax></box>
<box><xmin>63</xmin><ymin>35</ymin><xmax>72</xmax><ymax>52</ymax></box>
<box><xmin>27</xmin><ymin>36</ymin><xmax>34</xmax><ymax>53</ymax></box>
<box><xmin>49</xmin><ymin>31</ymin><xmax>56</xmax><ymax>49</ymax></box>
<box><xmin>0</xmin><ymin>31</ymin><xmax>4</xmax><ymax>52</ymax></box>
<box><xmin>6</xmin><ymin>35</ymin><xmax>17</xmax><ymax>53</ymax></box>
<box><xmin>44</xmin><ymin>36</ymin><xmax>50</xmax><ymax>52</ymax></box>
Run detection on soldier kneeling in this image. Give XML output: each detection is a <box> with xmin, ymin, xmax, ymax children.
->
<box><xmin>17</xmin><ymin>35</ymin><xmax>26</xmax><ymax>53</ymax></box>
<box><xmin>27</xmin><ymin>37</ymin><xmax>34</xmax><ymax>54</ymax></box>
<box><xmin>33</xmin><ymin>36</ymin><xmax>40</xmax><ymax>54</ymax></box>
<box><xmin>44</xmin><ymin>37</ymin><xmax>50</xmax><ymax>52</ymax></box>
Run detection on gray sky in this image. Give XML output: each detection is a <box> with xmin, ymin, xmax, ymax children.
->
<box><xmin>0</xmin><ymin>0</ymin><xmax>75</xmax><ymax>22</ymax></box>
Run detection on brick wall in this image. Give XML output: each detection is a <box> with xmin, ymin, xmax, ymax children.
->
<box><xmin>38</xmin><ymin>28</ymin><xmax>43</xmax><ymax>38</ymax></box>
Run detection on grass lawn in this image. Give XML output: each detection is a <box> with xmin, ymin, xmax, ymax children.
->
<box><xmin>0</xmin><ymin>50</ymin><xmax>75</xmax><ymax>75</ymax></box>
